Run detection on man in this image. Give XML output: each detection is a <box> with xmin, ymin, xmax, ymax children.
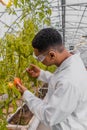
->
<box><xmin>16</xmin><ymin>28</ymin><xmax>87</xmax><ymax>130</ymax></box>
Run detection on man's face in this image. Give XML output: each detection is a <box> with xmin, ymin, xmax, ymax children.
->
<box><xmin>33</xmin><ymin>48</ymin><xmax>61</xmax><ymax>66</ymax></box>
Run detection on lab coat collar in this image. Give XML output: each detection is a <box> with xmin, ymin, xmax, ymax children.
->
<box><xmin>54</xmin><ymin>50</ymin><xmax>80</xmax><ymax>74</ymax></box>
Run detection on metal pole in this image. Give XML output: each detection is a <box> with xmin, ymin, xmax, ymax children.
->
<box><xmin>61</xmin><ymin>0</ymin><xmax>66</xmax><ymax>45</ymax></box>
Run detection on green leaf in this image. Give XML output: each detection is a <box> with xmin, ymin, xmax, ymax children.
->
<box><xmin>14</xmin><ymin>0</ymin><xmax>18</xmax><ymax>7</ymax></box>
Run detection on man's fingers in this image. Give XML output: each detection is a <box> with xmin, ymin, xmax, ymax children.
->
<box><xmin>26</xmin><ymin>64</ymin><xmax>40</xmax><ymax>78</ymax></box>
<box><xmin>26</xmin><ymin>64</ymin><xmax>40</xmax><ymax>72</ymax></box>
<box><xmin>16</xmin><ymin>85</ymin><xmax>23</xmax><ymax>93</ymax></box>
<box><xmin>16</xmin><ymin>82</ymin><xmax>23</xmax><ymax>93</ymax></box>
<box><xmin>30</xmin><ymin>64</ymin><xmax>39</xmax><ymax>70</ymax></box>
<box><xmin>26</xmin><ymin>68</ymin><xmax>34</xmax><ymax>74</ymax></box>
<box><xmin>16</xmin><ymin>81</ymin><xmax>22</xmax><ymax>87</ymax></box>
<box><xmin>30</xmin><ymin>64</ymin><xmax>37</xmax><ymax>68</ymax></box>
<box><xmin>26</xmin><ymin>68</ymin><xmax>31</xmax><ymax>72</ymax></box>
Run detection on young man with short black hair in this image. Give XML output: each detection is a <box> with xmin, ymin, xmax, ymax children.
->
<box><xmin>16</xmin><ymin>28</ymin><xmax>87</xmax><ymax>130</ymax></box>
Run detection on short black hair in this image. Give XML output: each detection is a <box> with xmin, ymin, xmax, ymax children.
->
<box><xmin>32</xmin><ymin>28</ymin><xmax>63</xmax><ymax>52</ymax></box>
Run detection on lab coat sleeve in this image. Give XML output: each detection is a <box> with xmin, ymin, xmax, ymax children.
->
<box><xmin>23</xmin><ymin>80</ymin><xmax>79</xmax><ymax>127</ymax></box>
<box><xmin>37</xmin><ymin>69</ymin><xmax>53</xmax><ymax>83</ymax></box>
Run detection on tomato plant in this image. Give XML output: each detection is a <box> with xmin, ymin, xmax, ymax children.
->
<box><xmin>0</xmin><ymin>0</ymin><xmax>56</xmax><ymax>129</ymax></box>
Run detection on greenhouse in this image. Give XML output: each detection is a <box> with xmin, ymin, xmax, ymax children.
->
<box><xmin>0</xmin><ymin>0</ymin><xmax>87</xmax><ymax>130</ymax></box>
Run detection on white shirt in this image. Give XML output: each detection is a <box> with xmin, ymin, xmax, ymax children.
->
<box><xmin>23</xmin><ymin>52</ymin><xmax>87</xmax><ymax>130</ymax></box>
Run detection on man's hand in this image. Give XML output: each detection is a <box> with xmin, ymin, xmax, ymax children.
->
<box><xmin>14</xmin><ymin>78</ymin><xmax>27</xmax><ymax>95</ymax></box>
<box><xmin>26</xmin><ymin>64</ymin><xmax>40</xmax><ymax>78</ymax></box>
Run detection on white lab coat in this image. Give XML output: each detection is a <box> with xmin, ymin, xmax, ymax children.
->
<box><xmin>23</xmin><ymin>52</ymin><xmax>87</xmax><ymax>130</ymax></box>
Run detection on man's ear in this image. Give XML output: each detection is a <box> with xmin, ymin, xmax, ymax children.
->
<box><xmin>49</xmin><ymin>51</ymin><xmax>56</xmax><ymax>59</ymax></box>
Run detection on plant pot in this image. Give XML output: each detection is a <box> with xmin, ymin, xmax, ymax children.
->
<box><xmin>6</xmin><ymin>104</ymin><xmax>34</xmax><ymax>130</ymax></box>
<box><xmin>7</xmin><ymin>84</ymin><xmax>48</xmax><ymax>130</ymax></box>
